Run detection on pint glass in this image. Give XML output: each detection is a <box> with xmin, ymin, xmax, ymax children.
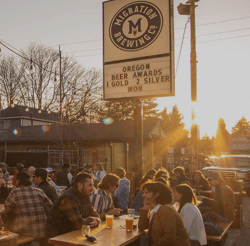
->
<box><xmin>106</xmin><ymin>214</ymin><xmax>113</xmax><ymax>229</ymax></box>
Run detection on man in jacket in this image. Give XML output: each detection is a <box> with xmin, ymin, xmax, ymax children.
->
<box><xmin>202</xmin><ymin>172</ymin><xmax>235</xmax><ymax>222</ymax></box>
<box><xmin>114</xmin><ymin>167</ymin><xmax>130</xmax><ymax>211</ymax></box>
<box><xmin>45</xmin><ymin>172</ymin><xmax>101</xmax><ymax>239</ymax></box>
<box><xmin>33</xmin><ymin>168</ymin><xmax>58</xmax><ymax>203</ymax></box>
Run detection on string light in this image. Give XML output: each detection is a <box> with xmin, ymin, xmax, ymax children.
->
<box><xmin>29</xmin><ymin>60</ymin><xmax>34</xmax><ymax>74</ymax></box>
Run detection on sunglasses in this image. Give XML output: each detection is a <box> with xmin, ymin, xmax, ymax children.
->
<box><xmin>208</xmin><ymin>178</ymin><xmax>213</xmax><ymax>181</ymax></box>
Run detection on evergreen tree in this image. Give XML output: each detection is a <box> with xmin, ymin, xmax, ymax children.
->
<box><xmin>231</xmin><ymin>117</ymin><xmax>250</xmax><ymax>136</ymax></box>
<box><xmin>213</xmin><ymin>118</ymin><xmax>230</xmax><ymax>154</ymax></box>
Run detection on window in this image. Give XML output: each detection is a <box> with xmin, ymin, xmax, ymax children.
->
<box><xmin>4</xmin><ymin>120</ymin><xmax>10</xmax><ymax>129</ymax></box>
<box><xmin>82</xmin><ymin>150</ymin><xmax>91</xmax><ymax>165</ymax></box>
<box><xmin>97</xmin><ymin>149</ymin><xmax>105</xmax><ymax>163</ymax></box>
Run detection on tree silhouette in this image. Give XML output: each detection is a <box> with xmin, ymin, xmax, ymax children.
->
<box><xmin>231</xmin><ymin>117</ymin><xmax>250</xmax><ymax>136</ymax></box>
<box><xmin>213</xmin><ymin>118</ymin><xmax>230</xmax><ymax>154</ymax></box>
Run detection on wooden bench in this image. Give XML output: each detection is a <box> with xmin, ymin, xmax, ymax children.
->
<box><xmin>206</xmin><ymin>221</ymin><xmax>233</xmax><ymax>246</ymax></box>
<box><xmin>17</xmin><ymin>235</ymin><xmax>35</xmax><ymax>245</ymax></box>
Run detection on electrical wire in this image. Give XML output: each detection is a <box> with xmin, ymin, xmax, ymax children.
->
<box><xmin>175</xmin><ymin>17</ymin><xmax>190</xmax><ymax>75</ymax></box>
<box><xmin>175</xmin><ymin>16</ymin><xmax>250</xmax><ymax>30</ymax></box>
<box><xmin>175</xmin><ymin>27</ymin><xmax>250</xmax><ymax>40</ymax></box>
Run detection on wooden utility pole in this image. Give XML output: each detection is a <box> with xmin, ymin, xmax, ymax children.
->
<box><xmin>190</xmin><ymin>0</ymin><xmax>198</xmax><ymax>171</ymax></box>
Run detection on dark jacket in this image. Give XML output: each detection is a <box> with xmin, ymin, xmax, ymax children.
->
<box><xmin>56</xmin><ymin>169</ymin><xmax>71</xmax><ymax>188</ymax></box>
<box><xmin>177</xmin><ymin>175</ymin><xmax>193</xmax><ymax>187</ymax></box>
<box><xmin>45</xmin><ymin>187</ymin><xmax>100</xmax><ymax>238</ymax></box>
<box><xmin>202</xmin><ymin>183</ymin><xmax>235</xmax><ymax>221</ymax></box>
<box><xmin>38</xmin><ymin>180</ymin><xmax>58</xmax><ymax>203</ymax></box>
<box><xmin>192</xmin><ymin>178</ymin><xmax>210</xmax><ymax>191</ymax></box>
<box><xmin>131</xmin><ymin>190</ymin><xmax>144</xmax><ymax>215</ymax></box>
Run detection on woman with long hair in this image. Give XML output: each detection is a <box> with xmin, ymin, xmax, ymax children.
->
<box><xmin>90</xmin><ymin>173</ymin><xmax>122</xmax><ymax>220</ymax></box>
<box><xmin>191</xmin><ymin>170</ymin><xmax>210</xmax><ymax>191</ymax></box>
<box><xmin>131</xmin><ymin>169</ymin><xmax>156</xmax><ymax>215</ymax></box>
<box><xmin>138</xmin><ymin>181</ymin><xmax>190</xmax><ymax>246</ymax></box>
<box><xmin>173</xmin><ymin>184</ymin><xmax>207</xmax><ymax>246</ymax></box>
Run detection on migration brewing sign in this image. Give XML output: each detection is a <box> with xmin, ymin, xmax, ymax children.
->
<box><xmin>103</xmin><ymin>0</ymin><xmax>175</xmax><ymax>100</ymax></box>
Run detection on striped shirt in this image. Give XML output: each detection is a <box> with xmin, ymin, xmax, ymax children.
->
<box><xmin>90</xmin><ymin>189</ymin><xmax>113</xmax><ymax>214</ymax></box>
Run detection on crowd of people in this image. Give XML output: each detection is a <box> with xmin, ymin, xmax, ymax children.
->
<box><xmin>0</xmin><ymin>162</ymin><xmax>237</xmax><ymax>246</ymax></box>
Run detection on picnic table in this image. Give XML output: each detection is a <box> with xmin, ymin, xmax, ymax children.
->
<box><xmin>49</xmin><ymin>215</ymin><xmax>145</xmax><ymax>246</ymax></box>
<box><xmin>0</xmin><ymin>232</ymin><xmax>18</xmax><ymax>246</ymax></box>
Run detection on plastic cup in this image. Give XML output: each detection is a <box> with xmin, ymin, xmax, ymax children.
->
<box><xmin>106</xmin><ymin>214</ymin><xmax>113</xmax><ymax>229</ymax></box>
<box><xmin>126</xmin><ymin>217</ymin><xmax>134</xmax><ymax>231</ymax></box>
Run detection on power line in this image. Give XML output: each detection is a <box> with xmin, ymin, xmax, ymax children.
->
<box><xmin>176</xmin><ymin>17</ymin><xmax>190</xmax><ymax>75</ymax></box>
<box><xmin>175</xmin><ymin>16</ymin><xmax>250</xmax><ymax>30</ymax></box>
<box><xmin>65</xmin><ymin>48</ymin><xmax>102</xmax><ymax>54</ymax></box>
<box><xmin>52</xmin><ymin>39</ymin><xmax>102</xmax><ymax>47</ymax></box>
<box><xmin>175</xmin><ymin>27</ymin><xmax>250</xmax><ymax>40</ymax></box>
<box><xmin>176</xmin><ymin>33</ymin><xmax>250</xmax><ymax>46</ymax></box>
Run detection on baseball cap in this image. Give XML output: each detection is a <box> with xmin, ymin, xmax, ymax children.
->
<box><xmin>34</xmin><ymin>168</ymin><xmax>48</xmax><ymax>180</ymax></box>
<box><xmin>45</xmin><ymin>167</ymin><xmax>55</xmax><ymax>173</ymax></box>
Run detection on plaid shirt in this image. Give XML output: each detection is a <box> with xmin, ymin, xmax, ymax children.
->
<box><xmin>5</xmin><ymin>186</ymin><xmax>52</xmax><ymax>238</ymax></box>
<box><xmin>58</xmin><ymin>195</ymin><xmax>100</xmax><ymax>230</ymax></box>
<box><xmin>90</xmin><ymin>189</ymin><xmax>113</xmax><ymax>214</ymax></box>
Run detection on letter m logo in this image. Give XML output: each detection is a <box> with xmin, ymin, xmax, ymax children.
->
<box><xmin>128</xmin><ymin>18</ymin><xmax>142</xmax><ymax>36</ymax></box>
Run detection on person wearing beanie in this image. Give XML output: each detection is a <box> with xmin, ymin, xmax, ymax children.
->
<box><xmin>33</xmin><ymin>169</ymin><xmax>58</xmax><ymax>203</ymax></box>
<box><xmin>5</xmin><ymin>171</ymin><xmax>52</xmax><ymax>238</ymax></box>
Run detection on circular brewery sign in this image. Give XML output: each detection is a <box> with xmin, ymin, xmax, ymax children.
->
<box><xmin>109</xmin><ymin>1</ymin><xmax>163</xmax><ymax>52</ymax></box>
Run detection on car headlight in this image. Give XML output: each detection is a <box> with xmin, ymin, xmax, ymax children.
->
<box><xmin>236</xmin><ymin>172</ymin><xmax>247</xmax><ymax>179</ymax></box>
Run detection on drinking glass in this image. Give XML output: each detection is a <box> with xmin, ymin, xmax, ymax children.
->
<box><xmin>127</xmin><ymin>208</ymin><xmax>135</xmax><ymax>218</ymax></box>
<box><xmin>81</xmin><ymin>225</ymin><xmax>90</xmax><ymax>237</ymax></box>
<box><xmin>106</xmin><ymin>214</ymin><xmax>113</xmax><ymax>229</ymax></box>
<box><xmin>125</xmin><ymin>216</ymin><xmax>134</xmax><ymax>231</ymax></box>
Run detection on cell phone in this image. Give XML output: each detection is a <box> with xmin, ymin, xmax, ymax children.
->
<box><xmin>86</xmin><ymin>234</ymin><xmax>97</xmax><ymax>242</ymax></box>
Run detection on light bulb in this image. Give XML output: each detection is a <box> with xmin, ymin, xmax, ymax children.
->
<box><xmin>25</xmin><ymin>107</ymin><xmax>29</xmax><ymax>112</ymax></box>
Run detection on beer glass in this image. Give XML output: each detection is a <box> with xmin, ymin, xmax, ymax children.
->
<box><xmin>106</xmin><ymin>214</ymin><xmax>113</xmax><ymax>229</ymax></box>
<box><xmin>126</xmin><ymin>217</ymin><xmax>134</xmax><ymax>231</ymax></box>
<box><xmin>127</xmin><ymin>208</ymin><xmax>135</xmax><ymax>218</ymax></box>
<box><xmin>81</xmin><ymin>225</ymin><xmax>90</xmax><ymax>237</ymax></box>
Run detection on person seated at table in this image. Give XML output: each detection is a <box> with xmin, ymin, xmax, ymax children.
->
<box><xmin>173</xmin><ymin>184</ymin><xmax>207</xmax><ymax>246</ymax></box>
<box><xmin>46</xmin><ymin>172</ymin><xmax>101</xmax><ymax>239</ymax></box>
<box><xmin>172</xmin><ymin>166</ymin><xmax>193</xmax><ymax>187</ymax></box>
<box><xmin>56</xmin><ymin>163</ymin><xmax>73</xmax><ymax>189</ymax></box>
<box><xmin>90</xmin><ymin>173</ymin><xmax>122</xmax><ymax>220</ymax></box>
<box><xmin>5</xmin><ymin>171</ymin><xmax>53</xmax><ymax>238</ymax></box>
<box><xmin>201</xmin><ymin>172</ymin><xmax>235</xmax><ymax>222</ymax></box>
<box><xmin>154</xmin><ymin>168</ymin><xmax>170</xmax><ymax>186</ymax></box>
<box><xmin>138</xmin><ymin>181</ymin><xmax>191</xmax><ymax>246</ymax></box>
<box><xmin>0</xmin><ymin>163</ymin><xmax>9</xmax><ymax>184</ymax></box>
<box><xmin>131</xmin><ymin>169</ymin><xmax>156</xmax><ymax>215</ymax></box>
<box><xmin>33</xmin><ymin>168</ymin><xmax>58</xmax><ymax>203</ymax></box>
<box><xmin>0</xmin><ymin>169</ymin><xmax>8</xmax><ymax>203</ymax></box>
<box><xmin>191</xmin><ymin>171</ymin><xmax>210</xmax><ymax>191</ymax></box>
<box><xmin>114</xmin><ymin>167</ymin><xmax>130</xmax><ymax>212</ymax></box>
<box><xmin>93</xmin><ymin>163</ymin><xmax>106</xmax><ymax>188</ymax></box>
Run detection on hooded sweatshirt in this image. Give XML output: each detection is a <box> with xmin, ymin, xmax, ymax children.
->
<box><xmin>114</xmin><ymin>177</ymin><xmax>130</xmax><ymax>210</ymax></box>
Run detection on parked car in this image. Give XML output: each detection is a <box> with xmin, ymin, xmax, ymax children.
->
<box><xmin>202</xmin><ymin>155</ymin><xmax>250</xmax><ymax>196</ymax></box>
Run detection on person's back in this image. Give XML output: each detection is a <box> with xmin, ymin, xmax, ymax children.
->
<box><xmin>180</xmin><ymin>203</ymin><xmax>207</xmax><ymax>245</ymax></box>
<box><xmin>56</xmin><ymin>164</ymin><xmax>71</xmax><ymax>188</ymax></box>
<box><xmin>214</xmin><ymin>183</ymin><xmax>235</xmax><ymax>221</ymax></box>
<box><xmin>5</xmin><ymin>178</ymin><xmax>52</xmax><ymax>237</ymax></box>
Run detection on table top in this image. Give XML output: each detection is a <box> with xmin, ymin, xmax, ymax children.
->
<box><xmin>49</xmin><ymin>215</ymin><xmax>145</xmax><ymax>246</ymax></box>
<box><xmin>0</xmin><ymin>232</ymin><xmax>18</xmax><ymax>243</ymax></box>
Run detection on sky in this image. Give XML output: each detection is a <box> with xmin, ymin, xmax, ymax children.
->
<box><xmin>0</xmin><ymin>0</ymin><xmax>250</xmax><ymax>138</ymax></box>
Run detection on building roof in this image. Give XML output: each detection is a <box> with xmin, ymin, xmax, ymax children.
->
<box><xmin>0</xmin><ymin>105</ymin><xmax>60</xmax><ymax>123</ymax></box>
<box><xmin>0</xmin><ymin>118</ymin><xmax>167</xmax><ymax>143</ymax></box>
